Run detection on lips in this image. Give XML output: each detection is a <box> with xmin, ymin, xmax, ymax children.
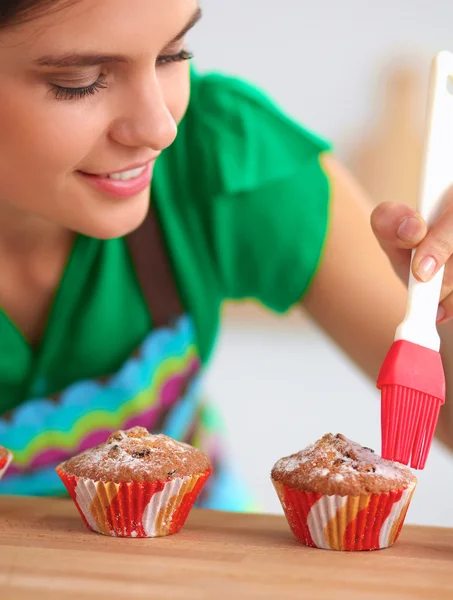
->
<box><xmin>81</xmin><ymin>158</ymin><xmax>156</xmax><ymax>177</ymax></box>
<box><xmin>77</xmin><ymin>161</ymin><xmax>154</xmax><ymax>199</ymax></box>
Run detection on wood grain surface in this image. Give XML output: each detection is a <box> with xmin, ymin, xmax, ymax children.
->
<box><xmin>0</xmin><ymin>496</ymin><xmax>452</xmax><ymax>600</ymax></box>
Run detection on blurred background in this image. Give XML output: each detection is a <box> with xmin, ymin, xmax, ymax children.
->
<box><xmin>189</xmin><ymin>0</ymin><xmax>453</xmax><ymax>526</ymax></box>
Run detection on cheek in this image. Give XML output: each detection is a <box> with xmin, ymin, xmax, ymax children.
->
<box><xmin>159</xmin><ymin>63</ymin><xmax>191</xmax><ymax>126</ymax></box>
<box><xmin>0</xmin><ymin>88</ymin><xmax>101</xmax><ymax>200</ymax></box>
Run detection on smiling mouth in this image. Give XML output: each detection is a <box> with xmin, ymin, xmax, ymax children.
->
<box><xmin>94</xmin><ymin>164</ymin><xmax>148</xmax><ymax>181</ymax></box>
<box><xmin>77</xmin><ymin>162</ymin><xmax>153</xmax><ymax>199</ymax></box>
<box><xmin>78</xmin><ymin>156</ymin><xmax>159</xmax><ymax>179</ymax></box>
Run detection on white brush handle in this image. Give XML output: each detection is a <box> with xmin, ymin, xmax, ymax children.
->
<box><xmin>395</xmin><ymin>51</ymin><xmax>453</xmax><ymax>352</ymax></box>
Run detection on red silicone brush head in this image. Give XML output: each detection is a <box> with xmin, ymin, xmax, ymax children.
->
<box><xmin>377</xmin><ymin>340</ymin><xmax>445</xmax><ymax>469</ymax></box>
<box><xmin>380</xmin><ymin>385</ymin><xmax>442</xmax><ymax>468</ymax></box>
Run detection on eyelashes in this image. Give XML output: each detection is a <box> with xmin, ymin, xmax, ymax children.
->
<box><xmin>156</xmin><ymin>49</ymin><xmax>193</xmax><ymax>65</ymax></box>
<box><xmin>50</xmin><ymin>49</ymin><xmax>194</xmax><ymax>101</ymax></box>
<box><xmin>51</xmin><ymin>76</ymin><xmax>108</xmax><ymax>101</ymax></box>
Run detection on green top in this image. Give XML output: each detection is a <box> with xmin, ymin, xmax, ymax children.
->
<box><xmin>0</xmin><ymin>69</ymin><xmax>331</xmax><ymax>414</ymax></box>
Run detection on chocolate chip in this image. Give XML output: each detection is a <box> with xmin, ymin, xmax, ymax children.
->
<box><xmin>132</xmin><ymin>448</ymin><xmax>151</xmax><ymax>459</ymax></box>
<box><xmin>167</xmin><ymin>469</ymin><xmax>177</xmax><ymax>477</ymax></box>
<box><xmin>363</xmin><ymin>447</ymin><xmax>375</xmax><ymax>453</ymax></box>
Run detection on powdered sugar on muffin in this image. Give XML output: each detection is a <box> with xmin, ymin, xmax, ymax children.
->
<box><xmin>271</xmin><ymin>433</ymin><xmax>416</xmax><ymax>495</ymax></box>
<box><xmin>58</xmin><ymin>426</ymin><xmax>211</xmax><ymax>482</ymax></box>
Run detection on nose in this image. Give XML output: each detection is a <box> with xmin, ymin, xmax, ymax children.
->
<box><xmin>109</xmin><ymin>73</ymin><xmax>177</xmax><ymax>152</ymax></box>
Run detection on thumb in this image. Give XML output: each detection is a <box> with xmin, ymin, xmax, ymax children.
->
<box><xmin>371</xmin><ymin>202</ymin><xmax>427</xmax><ymax>249</ymax></box>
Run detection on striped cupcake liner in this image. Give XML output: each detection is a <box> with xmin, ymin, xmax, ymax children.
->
<box><xmin>272</xmin><ymin>479</ymin><xmax>416</xmax><ymax>551</ymax></box>
<box><xmin>0</xmin><ymin>448</ymin><xmax>12</xmax><ymax>481</ymax></box>
<box><xmin>57</xmin><ymin>467</ymin><xmax>211</xmax><ymax>538</ymax></box>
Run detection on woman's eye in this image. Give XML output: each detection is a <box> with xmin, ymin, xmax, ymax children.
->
<box><xmin>157</xmin><ymin>49</ymin><xmax>194</xmax><ymax>65</ymax></box>
<box><xmin>49</xmin><ymin>75</ymin><xmax>108</xmax><ymax>101</ymax></box>
<box><xmin>48</xmin><ymin>49</ymin><xmax>193</xmax><ymax>102</ymax></box>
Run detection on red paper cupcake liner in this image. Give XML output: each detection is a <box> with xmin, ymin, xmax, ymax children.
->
<box><xmin>57</xmin><ymin>467</ymin><xmax>211</xmax><ymax>537</ymax></box>
<box><xmin>0</xmin><ymin>448</ymin><xmax>12</xmax><ymax>481</ymax></box>
<box><xmin>273</xmin><ymin>479</ymin><xmax>415</xmax><ymax>551</ymax></box>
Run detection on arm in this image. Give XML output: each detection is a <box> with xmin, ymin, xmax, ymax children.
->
<box><xmin>302</xmin><ymin>153</ymin><xmax>453</xmax><ymax>452</ymax></box>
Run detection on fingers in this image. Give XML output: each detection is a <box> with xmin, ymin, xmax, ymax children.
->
<box><xmin>371</xmin><ymin>197</ymin><xmax>453</xmax><ymax>323</ymax></box>
<box><xmin>437</xmin><ymin>261</ymin><xmax>453</xmax><ymax>322</ymax></box>
<box><xmin>371</xmin><ymin>202</ymin><xmax>427</xmax><ymax>249</ymax></box>
<box><xmin>412</xmin><ymin>201</ymin><xmax>453</xmax><ymax>282</ymax></box>
<box><xmin>370</xmin><ymin>202</ymin><xmax>426</xmax><ymax>281</ymax></box>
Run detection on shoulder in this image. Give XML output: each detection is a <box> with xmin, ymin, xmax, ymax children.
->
<box><xmin>176</xmin><ymin>68</ymin><xmax>332</xmax><ymax>196</ymax></box>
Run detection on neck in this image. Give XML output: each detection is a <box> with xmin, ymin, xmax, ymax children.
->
<box><xmin>0</xmin><ymin>201</ymin><xmax>76</xmax><ymax>349</ymax></box>
<box><xmin>0</xmin><ymin>201</ymin><xmax>73</xmax><ymax>256</ymax></box>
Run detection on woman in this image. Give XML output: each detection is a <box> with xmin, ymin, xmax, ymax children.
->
<box><xmin>0</xmin><ymin>0</ymin><xmax>452</xmax><ymax>509</ymax></box>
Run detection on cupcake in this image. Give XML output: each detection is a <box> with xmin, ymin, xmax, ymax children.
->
<box><xmin>56</xmin><ymin>426</ymin><xmax>212</xmax><ymax>538</ymax></box>
<box><xmin>271</xmin><ymin>433</ymin><xmax>416</xmax><ymax>551</ymax></box>
<box><xmin>0</xmin><ymin>446</ymin><xmax>12</xmax><ymax>480</ymax></box>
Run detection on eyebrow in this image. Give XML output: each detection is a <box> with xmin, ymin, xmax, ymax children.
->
<box><xmin>34</xmin><ymin>6</ymin><xmax>202</xmax><ymax>68</ymax></box>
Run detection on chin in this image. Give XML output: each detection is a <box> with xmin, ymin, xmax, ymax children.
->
<box><xmin>65</xmin><ymin>174</ymin><xmax>153</xmax><ymax>239</ymax></box>
<box><xmin>78</xmin><ymin>196</ymin><xmax>150</xmax><ymax>240</ymax></box>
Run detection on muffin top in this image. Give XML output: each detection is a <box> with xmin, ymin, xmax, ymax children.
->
<box><xmin>271</xmin><ymin>433</ymin><xmax>416</xmax><ymax>495</ymax></box>
<box><xmin>58</xmin><ymin>427</ymin><xmax>211</xmax><ymax>483</ymax></box>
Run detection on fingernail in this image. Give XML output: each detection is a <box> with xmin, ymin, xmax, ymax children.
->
<box><xmin>397</xmin><ymin>216</ymin><xmax>421</xmax><ymax>241</ymax></box>
<box><xmin>437</xmin><ymin>306</ymin><xmax>446</xmax><ymax>322</ymax></box>
<box><xmin>416</xmin><ymin>256</ymin><xmax>437</xmax><ymax>281</ymax></box>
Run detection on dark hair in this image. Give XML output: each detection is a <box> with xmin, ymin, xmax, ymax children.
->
<box><xmin>0</xmin><ymin>0</ymin><xmax>77</xmax><ymax>28</ymax></box>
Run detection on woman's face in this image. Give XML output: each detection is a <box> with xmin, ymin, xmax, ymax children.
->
<box><xmin>0</xmin><ymin>0</ymin><xmax>199</xmax><ymax>238</ymax></box>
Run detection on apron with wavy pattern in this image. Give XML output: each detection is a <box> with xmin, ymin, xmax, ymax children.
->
<box><xmin>0</xmin><ymin>206</ymin><xmax>251</xmax><ymax>511</ymax></box>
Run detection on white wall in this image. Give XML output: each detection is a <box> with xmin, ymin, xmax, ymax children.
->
<box><xmin>191</xmin><ymin>1</ymin><xmax>453</xmax><ymax>526</ymax></box>
<box><xmin>191</xmin><ymin>0</ymin><xmax>453</xmax><ymax>154</ymax></box>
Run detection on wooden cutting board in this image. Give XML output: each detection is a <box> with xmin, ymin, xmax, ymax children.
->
<box><xmin>0</xmin><ymin>496</ymin><xmax>452</xmax><ymax>600</ymax></box>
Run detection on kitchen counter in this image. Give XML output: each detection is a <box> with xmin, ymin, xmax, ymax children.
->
<box><xmin>0</xmin><ymin>496</ymin><xmax>452</xmax><ymax>599</ymax></box>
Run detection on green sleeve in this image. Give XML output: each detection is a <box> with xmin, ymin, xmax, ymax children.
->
<box><xmin>184</xmin><ymin>70</ymin><xmax>332</xmax><ymax>312</ymax></box>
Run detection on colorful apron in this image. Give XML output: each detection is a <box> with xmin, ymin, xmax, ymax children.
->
<box><xmin>0</xmin><ymin>207</ymin><xmax>252</xmax><ymax>512</ymax></box>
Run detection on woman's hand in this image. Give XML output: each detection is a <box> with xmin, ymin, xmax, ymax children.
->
<box><xmin>303</xmin><ymin>154</ymin><xmax>453</xmax><ymax>451</ymax></box>
<box><xmin>371</xmin><ymin>200</ymin><xmax>453</xmax><ymax>323</ymax></box>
